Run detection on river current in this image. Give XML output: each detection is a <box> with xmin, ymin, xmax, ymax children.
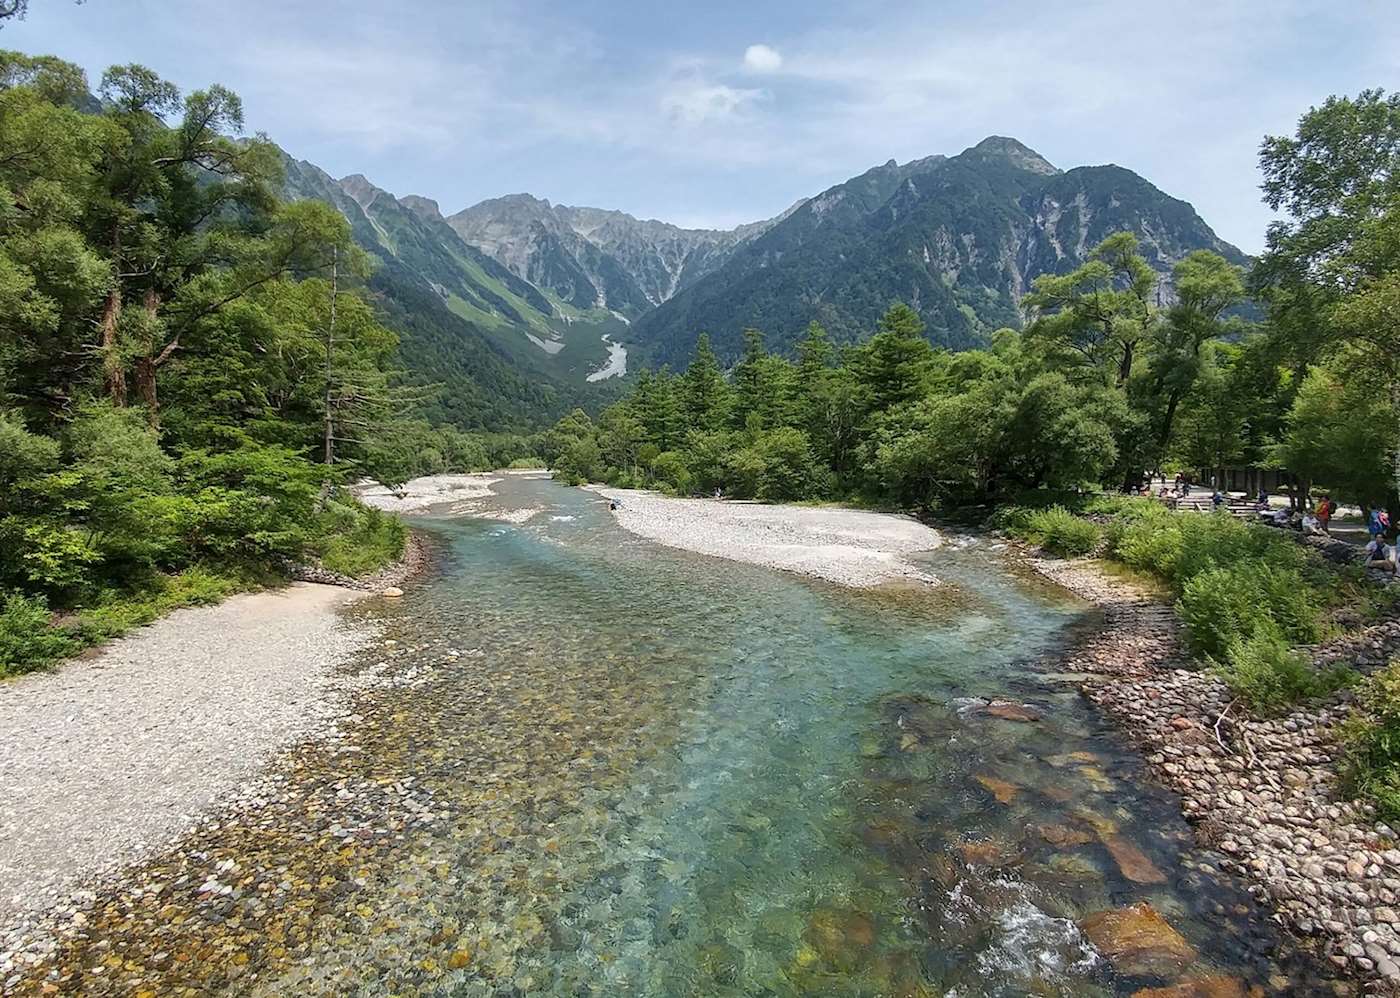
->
<box><xmin>283</xmin><ymin>474</ymin><xmax>1325</xmax><ymax>996</ymax></box>
<box><xmin>16</xmin><ymin>473</ymin><xmax>1339</xmax><ymax>997</ymax></box>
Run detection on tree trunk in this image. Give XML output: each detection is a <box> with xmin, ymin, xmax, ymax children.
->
<box><xmin>100</xmin><ymin>288</ymin><xmax>126</xmax><ymax>406</ymax></box>
<box><xmin>1157</xmin><ymin>388</ymin><xmax>1184</xmax><ymax>450</ymax></box>
<box><xmin>134</xmin><ymin>290</ymin><xmax>162</xmax><ymax>429</ymax></box>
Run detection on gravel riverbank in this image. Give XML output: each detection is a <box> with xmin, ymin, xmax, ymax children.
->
<box><xmin>1030</xmin><ymin>555</ymin><xmax>1400</xmax><ymax>994</ymax></box>
<box><xmin>356</xmin><ymin>473</ymin><xmax>501</xmax><ymax>514</ymax></box>
<box><xmin>0</xmin><ymin>583</ymin><xmax>380</xmax><ymax>976</ymax></box>
<box><xmin>592</xmin><ymin>488</ymin><xmax>941</xmax><ymax>587</ymax></box>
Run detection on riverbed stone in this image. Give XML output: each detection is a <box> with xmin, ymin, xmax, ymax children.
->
<box><xmin>1131</xmin><ymin>974</ymin><xmax>1249</xmax><ymax>998</ymax></box>
<box><xmin>974</xmin><ymin>774</ymin><xmax>1019</xmax><ymax>805</ymax></box>
<box><xmin>1079</xmin><ymin>903</ymin><xmax>1198</xmax><ymax>978</ymax></box>
<box><xmin>984</xmin><ymin>700</ymin><xmax>1040</xmax><ymax>723</ymax></box>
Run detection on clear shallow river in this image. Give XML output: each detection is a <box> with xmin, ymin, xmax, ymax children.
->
<box><xmin>293</xmin><ymin>474</ymin><xmax>1327</xmax><ymax>997</ymax></box>
<box><xmin>18</xmin><ymin>474</ymin><xmax>1339</xmax><ymax>997</ymax></box>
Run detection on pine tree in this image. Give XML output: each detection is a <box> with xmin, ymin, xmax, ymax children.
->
<box><xmin>851</xmin><ymin>303</ymin><xmax>934</xmax><ymax>414</ymax></box>
<box><xmin>682</xmin><ymin>334</ymin><xmax>732</xmax><ymax>431</ymax></box>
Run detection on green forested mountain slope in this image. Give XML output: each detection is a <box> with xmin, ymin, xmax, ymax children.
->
<box><xmin>626</xmin><ymin>137</ymin><xmax>1247</xmax><ymax>368</ymax></box>
<box><xmin>279</xmin><ymin>154</ymin><xmax>619</xmax><ymax>428</ymax></box>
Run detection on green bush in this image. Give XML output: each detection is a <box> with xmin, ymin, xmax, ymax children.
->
<box><xmin>1342</xmin><ymin>661</ymin><xmax>1400</xmax><ymax>823</ymax></box>
<box><xmin>1115</xmin><ymin>512</ymin><xmax>1314</xmax><ymax>593</ymax></box>
<box><xmin>313</xmin><ymin>501</ymin><xmax>407</xmax><ymax>578</ymax></box>
<box><xmin>1023</xmin><ymin>506</ymin><xmax>1102</xmax><ymax>557</ymax></box>
<box><xmin>986</xmin><ymin>505</ymin><xmax>1035</xmax><ymax>533</ymax></box>
<box><xmin>1178</xmin><ymin>560</ymin><xmax>1322</xmax><ymax>659</ymax></box>
<box><xmin>1213</xmin><ymin>622</ymin><xmax>1352</xmax><ymax>715</ymax></box>
<box><xmin>0</xmin><ymin>593</ymin><xmax>78</xmax><ymax>677</ymax></box>
<box><xmin>69</xmin><ymin>568</ymin><xmax>248</xmax><ymax>644</ymax></box>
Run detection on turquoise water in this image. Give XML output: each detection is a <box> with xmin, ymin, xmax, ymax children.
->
<box><xmin>348</xmin><ymin>474</ymin><xmax>1320</xmax><ymax>996</ymax></box>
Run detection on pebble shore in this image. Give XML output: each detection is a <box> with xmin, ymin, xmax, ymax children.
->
<box><xmin>1029</xmin><ymin>555</ymin><xmax>1400</xmax><ymax>994</ymax></box>
<box><xmin>593</xmin><ymin>487</ymin><xmax>942</xmax><ymax>587</ymax></box>
<box><xmin>0</xmin><ymin>584</ymin><xmax>378</xmax><ymax>984</ymax></box>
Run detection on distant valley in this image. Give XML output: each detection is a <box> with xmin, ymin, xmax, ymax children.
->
<box><xmin>280</xmin><ymin>136</ymin><xmax>1245</xmax><ymax>424</ymax></box>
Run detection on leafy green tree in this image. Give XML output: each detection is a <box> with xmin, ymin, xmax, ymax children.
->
<box><xmin>1145</xmin><ymin>251</ymin><xmax>1246</xmax><ymax>451</ymax></box>
<box><xmin>1275</xmin><ymin>361</ymin><xmax>1396</xmax><ymax>512</ymax></box>
<box><xmin>1024</xmin><ymin>232</ymin><xmax>1159</xmax><ymax>386</ymax></box>
<box><xmin>1254</xmin><ymin>89</ymin><xmax>1400</xmax><ymax>507</ymax></box>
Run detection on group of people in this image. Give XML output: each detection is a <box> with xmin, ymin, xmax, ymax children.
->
<box><xmin>1255</xmin><ymin>494</ymin><xmax>1337</xmax><ymax>536</ymax></box>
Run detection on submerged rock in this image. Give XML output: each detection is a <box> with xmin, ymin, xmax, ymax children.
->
<box><xmin>1037</xmin><ymin>823</ymin><xmax>1094</xmax><ymax>848</ymax></box>
<box><xmin>975</xmin><ymin>774</ymin><xmax>1019</xmax><ymax>805</ymax></box>
<box><xmin>1079</xmin><ymin>903</ymin><xmax>1198</xmax><ymax>977</ymax></box>
<box><xmin>984</xmin><ymin>700</ymin><xmax>1041</xmax><ymax>723</ymax></box>
<box><xmin>1100</xmin><ymin>833</ymin><xmax>1168</xmax><ymax>884</ymax></box>
<box><xmin>1132</xmin><ymin>974</ymin><xmax>1250</xmax><ymax>997</ymax></box>
<box><xmin>804</xmin><ymin>907</ymin><xmax>877</xmax><ymax>971</ymax></box>
<box><xmin>956</xmin><ymin>837</ymin><xmax>1021</xmax><ymax>868</ymax></box>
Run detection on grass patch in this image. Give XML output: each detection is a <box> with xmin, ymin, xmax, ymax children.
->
<box><xmin>1211</xmin><ymin>623</ymin><xmax>1353</xmax><ymax>715</ymax></box>
<box><xmin>0</xmin><ymin>594</ymin><xmax>80</xmax><ymax>677</ymax></box>
<box><xmin>1343</xmin><ymin>661</ymin><xmax>1400</xmax><ymax>823</ymax></box>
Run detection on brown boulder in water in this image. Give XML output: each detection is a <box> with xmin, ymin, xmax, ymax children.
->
<box><xmin>1037</xmin><ymin>823</ymin><xmax>1094</xmax><ymax>847</ymax></box>
<box><xmin>1100</xmin><ymin>833</ymin><xmax>1168</xmax><ymax>884</ymax></box>
<box><xmin>1133</xmin><ymin>974</ymin><xmax>1250</xmax><ymax>998</ymax></box>
<box><xmin>955</xmin><ymin>837</ymin><xmax>1020</xmax><ymax>867</ymax></box>
<box><xmin>804</xmin><ymin>907</ymin><xmax>877</xmax><ymax>971</ymax></box>
<box><xmin>974</xmin><ymin>774</ymin><xmax>1019</xmax><ymax>804</ymax></box>
<box><xmin>1079</xmin><ymin>903</ymin><xmax>1198</xmax><ymax>977</ymax></box>
<box><xmin>984</xmin><ymin>700</ymin><xmax>1040</xmax><ymax>722</ymax></box>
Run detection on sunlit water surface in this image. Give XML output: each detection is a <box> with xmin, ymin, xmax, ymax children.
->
<box><xmin>307</xmin><ymin>475</ymin><xmax>1330</xmax><ymax>996</ymax></box>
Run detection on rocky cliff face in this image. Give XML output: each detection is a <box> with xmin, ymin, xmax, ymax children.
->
<box><xmin>445</xmin><ymin>195</ymin><xmax>792</xmax><ymax>315</ymax></box>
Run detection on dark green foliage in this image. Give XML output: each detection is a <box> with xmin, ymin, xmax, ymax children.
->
<box><xmin>1178</xmin><ymin>561</ymin><xmax>1322</xmax><ymax>659</ymax></box>
<box><xmin>1021</xmin><ymin>507</ymin><xmax>1102</xmax><ymax>557</ymax></box>
<box><xmin>1213</xmin><ymin>623</ymin><xmax>1352</xmax><ymax>716</ymax></box>
<box><xmin>1343</xmin><ymin>661</ymin><xmax>1400</xmax><ymax>822</ymax></box>
<box><xmin>0</xmin><ymin>55</ymin><xmax>441</xmax><ymax>672</ymax></box>
<box><xmin>0</xmin><ymin>594</ymin><xmax>78</xmax><ymax>676</ymax></box>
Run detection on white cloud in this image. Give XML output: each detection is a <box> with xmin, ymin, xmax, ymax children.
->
<box><xmin>661</xmin><ymin>82</ymin><xmax>766</xmax><ymax>125</ymax></box>
<box><xmin>743</xmin><ymin>43</ymin><xmax>783</xmax><ymax>74</ymax></box>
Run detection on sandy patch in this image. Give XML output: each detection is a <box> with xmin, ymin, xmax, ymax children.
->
<box><xmin>593</xmin><ymin>488</ymin><xmax>940</xmax><ymax>587</ymax></box>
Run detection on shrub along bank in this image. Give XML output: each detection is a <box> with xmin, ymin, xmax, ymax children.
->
<box><xmin>1000</xmin><ymin>493</ymin><xmax>1400</xmax><ymax>823</ymax></box>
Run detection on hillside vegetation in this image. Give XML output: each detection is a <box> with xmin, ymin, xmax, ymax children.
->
<box><xmin>0</xmin><ymin>53</ymin><xmax>424</xmax><ymax>674</ymax></box>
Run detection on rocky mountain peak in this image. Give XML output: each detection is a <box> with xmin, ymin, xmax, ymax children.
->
<box><xmin>337</xmin><ymin>173</ymin><xmax>389</xmax><ymax>211</ymax></box>
<box><xmin>965</xmin><ymin>136</ymin><xmax>1060</xmax><ymax>175</ymax></box>
<box><xmin>399</xmin><ymin>194</ymin><xmax>443</xmax><ymax>222</ymax></box>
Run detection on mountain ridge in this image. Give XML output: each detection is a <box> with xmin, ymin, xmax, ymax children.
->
<box><xmin>277</xmin><ymin>135</ymin><xmax>1246</xmax><ymax>415</ymax></box>
<box><xmin>622</xmin><ymin>136</ymin><xmax>1247</xmax><ymax>367</ymax></box>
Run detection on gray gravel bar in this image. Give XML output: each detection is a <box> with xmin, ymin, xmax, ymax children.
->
<box><xmin>592</xmin><ymin>487</ymin><xmax>942</xmax><ymax>587</ymax></box>
<box><xmin>0</xmin><ymin>583</ymin><xmax>375</xmax><ymax>933</ymax></box>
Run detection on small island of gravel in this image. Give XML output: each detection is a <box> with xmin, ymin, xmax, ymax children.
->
<box><xmin>591</xmin><ymin>487</ymin><xmax>942</xmax><ymax>588</ymax></box>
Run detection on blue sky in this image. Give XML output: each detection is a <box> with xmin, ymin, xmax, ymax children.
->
<box><xmin>7</xmin><ymin>0</ymin><xmax>1398</xmax><ymax>252</ymax></box>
